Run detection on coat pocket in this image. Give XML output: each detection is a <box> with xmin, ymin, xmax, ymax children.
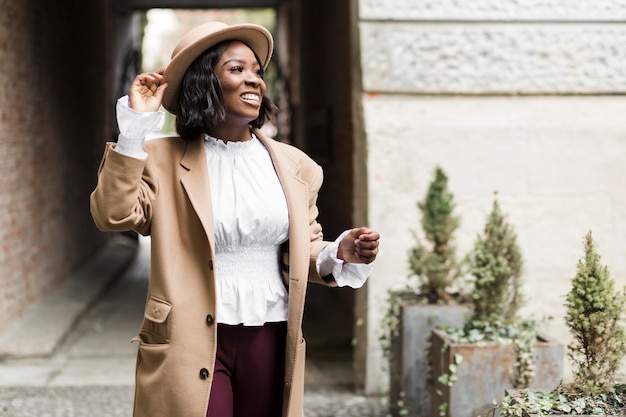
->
<box><xmin>134</xmin><ymin>296</ymin><xmax>172</xmax><ymax>345</ymax></box>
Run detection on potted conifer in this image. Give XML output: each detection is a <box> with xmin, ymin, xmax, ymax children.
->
<box><xmin>498</xmin><ymin>231</ymin><xmax>626</xmax><ymax>416</ymax></box>
<box><xmin>383</xmin><ymin>166</ymin><xmax>471</xmax><ymax>417</ymax></box>
<box><xmin>430</xmin><ymin>195</ymin><xmax>563</xmax><ymax>417</ymax></box>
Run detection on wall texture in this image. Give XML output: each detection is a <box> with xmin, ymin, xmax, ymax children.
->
<box><xmin>0</xmin><ymin>0</ymin><xmax>112</xmax><ymax>330</ymax></box>
<box><xmin>359</xmin><ymin>0</ymin><xmax>626</xmax><ymax>394</ymax></box>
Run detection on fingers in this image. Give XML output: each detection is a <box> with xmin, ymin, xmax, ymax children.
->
<box><xmin>354</xmin><ymin>229</ymin><xmax>380</xmax><ymax>264</ymax></box>
<box><xmin>357</xmin><ymin>230</ymin><xmax>380</xmax><ymax>242</ymax></box>
<box><xmin>135</xmin><ymin>71</ymin><xmax>165</xmax><ymax>87</ymax></box>
<box><xmin>338</xmin><ymin>227</ymin><xmax>380</xmax><ymax>264</ymax></box>
<box><xmin>131</xmin><ymin>72</ymin><xmax>167</xmax><ymax>96</ymax></box>
<box><xmin>129</xmin><ymin>71</ymin><xmax>168</xmax><ymax>112</ymax></box>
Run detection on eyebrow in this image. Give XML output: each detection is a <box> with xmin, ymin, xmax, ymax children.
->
<box><xmin>221</xmin><ymin>58</ymin><xmax>260</xmax><ymax>68</ymax></box>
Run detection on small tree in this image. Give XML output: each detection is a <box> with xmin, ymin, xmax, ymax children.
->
<box><xmin>465</xmin><ymin>195</ymin><xmax>523</xmax><ymax>329</ymax></box>
<box><xmin>408</xmin><ymin>166</ymin><xmax>462</xmax><ymax>304</ymax></box>
<box><xmin>498</xmin><ymin>231</ymin><xmax>626</xmax><ymax>416</ymax></box>
<box><xmin>565</xmin><ymin>231</ymin><xmax>626</xmax><ymax>396</ymax></box>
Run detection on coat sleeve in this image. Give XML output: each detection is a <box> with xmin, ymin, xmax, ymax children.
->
<box><xmin>302</xmin><ymin>158</ymin><xmax>338</xmax><ymax>287</ymax></box>
<box><xmin>89</xmin><ymin>143</ymin><xmax>157</xmax><ymax>236</ymax></box>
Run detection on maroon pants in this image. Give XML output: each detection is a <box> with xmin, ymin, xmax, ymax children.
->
<box><xmin>207</xmin><ymin>322</ymin><xmax>287</xmax><ymax>417</ymax></box>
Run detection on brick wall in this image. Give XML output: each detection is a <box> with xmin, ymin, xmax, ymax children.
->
<box><xmin>0</xmin><ymin>0</ymin><xmax>112</xmax><ymax>330</ymax></box>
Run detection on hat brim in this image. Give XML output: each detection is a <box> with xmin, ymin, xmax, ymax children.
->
<box><xmin>162</xmin><ymin>23</ymin><xmax>273</xmax><ymax>115</ymax></box>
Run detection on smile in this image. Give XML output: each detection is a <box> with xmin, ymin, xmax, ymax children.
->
<box><xmin>241</xmin><ymin>93</ymin><xmax>260</xmax><ymax>104</ymax></box>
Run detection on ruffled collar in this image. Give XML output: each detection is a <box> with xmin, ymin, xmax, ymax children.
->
<box><xmin>203</xmin><ymin>132</ymin><xmax>263</xmax><ymax>155</ymax></box>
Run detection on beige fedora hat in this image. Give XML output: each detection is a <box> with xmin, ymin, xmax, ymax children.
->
<box><xmin>162</xmin><ymin>21</ymin><xmax>273</xmax><ymax>114</ymax></box>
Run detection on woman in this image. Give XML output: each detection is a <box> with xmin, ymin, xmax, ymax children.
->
<box><xmin>90</xmin><ymin>21</ymin><xmax>380</xmax><ymax>417</ymax></box>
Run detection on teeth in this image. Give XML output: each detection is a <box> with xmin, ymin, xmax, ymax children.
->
<box><xmin>241</xmin><ymin>94</ymin><xmax>259</xmax><ymax>102</ymax></box>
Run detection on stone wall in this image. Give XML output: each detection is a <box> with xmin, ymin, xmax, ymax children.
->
<box><xmin>0</xmin><ymin>0</ymin><xmax>112</xmax><ymax>330</ymax></box>
<box><xmin>359</xmin><ymin>0</ymin><xmax>626</xmax><ymax>394</ymax></box>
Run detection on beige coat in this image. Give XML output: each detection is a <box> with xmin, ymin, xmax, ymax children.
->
<box><xmin>90</xmin><ymin>129</ymin><xmax>337</xmax><ymax>417</ymax></box>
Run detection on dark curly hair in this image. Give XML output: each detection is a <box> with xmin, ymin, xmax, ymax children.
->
<box><xmin>175</xmin><ymin>40</ymin><xmax>278</xmax><ymax>141</ymax></box>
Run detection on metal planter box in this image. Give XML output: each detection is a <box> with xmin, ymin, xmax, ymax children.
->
<box><xmin>388</xmin><ymin>304</ymin><xmax>469</xmax><ymax>417</ymax></box>
<box><xmin>430</xmin><ymin>329</ymin><xmax>563</xmax><ymax>417</ymax></box>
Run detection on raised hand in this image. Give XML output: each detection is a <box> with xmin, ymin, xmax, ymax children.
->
<box><xmin>337</xmin><ymin>227</ymin><xmax>380</xmax><ymax>264</ymax></box>
<box><xmin>128</xmin><ymin>69</ymin><xmax>167</xmax><ymax>113</ymax></box>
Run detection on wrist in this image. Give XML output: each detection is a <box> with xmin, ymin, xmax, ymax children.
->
<box><xmin>337</xmin><ymin>243</ymin><xmax>345</xmax><ymax>261</ymax></box>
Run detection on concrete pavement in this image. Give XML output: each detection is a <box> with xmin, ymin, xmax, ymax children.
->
<box><xmin>0</xmin><ymin>235</ymin><xmax>387</xmax><ymax>417</ymax></box>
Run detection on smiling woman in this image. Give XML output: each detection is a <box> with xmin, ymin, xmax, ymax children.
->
<box><xmin>90</xmin><ymin>20</ymin><xmax>380</xmax><ymax>417</ymax></box>
<box><xmin>172</xmin><ymin>38</ymin><xmax>274</xmax><ymax>142</ymax></box>
<box><xmin>141</xmin><ymin>9</ymin><xmax>279</xmax><ymax>137</ymax></box>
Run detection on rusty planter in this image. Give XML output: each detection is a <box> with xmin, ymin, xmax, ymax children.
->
<box><xmin>430</xmin><ymin>329</ymin><xmax>563</xmax><ymax>417</ymax></box>
<box><xmin>388</xmin><ymin>304</ymin><xmax>469</xmax><ymax>417</ymax></box>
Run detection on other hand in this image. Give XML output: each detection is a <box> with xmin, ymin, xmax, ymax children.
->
<box><xmin>128</xmin><ymin>69</ymin><xmax>167</xmax><ymax>113</ymax></box>
<box><xmin>337</xmin><ymin>227</ymin><xmax>380</xmax><ymax>264</ymax></box>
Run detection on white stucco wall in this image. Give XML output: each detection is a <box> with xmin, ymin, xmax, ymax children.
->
<box><xmin>359</xmin><ymin>0</ymin><xmax>626</xmax><ymax>395</ymax></box>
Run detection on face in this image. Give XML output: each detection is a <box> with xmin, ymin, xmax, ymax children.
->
<box><xmin>214</xmin><ymin>41</ymin><xmax>266</xmax><ymax>125</ymax></box>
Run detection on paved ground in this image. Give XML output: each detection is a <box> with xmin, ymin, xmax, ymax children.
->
<box><xmin>0</xmin><ymin>235</ymin><xmax>387</xmax><ymax>417</ymax></box>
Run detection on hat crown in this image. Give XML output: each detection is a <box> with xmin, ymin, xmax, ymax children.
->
<box><xmin>171</xmin><ymin>21</ymin><xmax>229</xmax><ymax>59</ymax></box>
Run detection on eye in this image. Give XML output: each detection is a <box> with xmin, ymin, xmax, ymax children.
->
<box><xmin>255</xmin><ymin>68</ymin><xmax>265</xmax><ymax>78</ymax></box>
<box><xmin>229</xmin><ymin>65</ymin><xmax>244</xmax><ymax>73</ymax></box>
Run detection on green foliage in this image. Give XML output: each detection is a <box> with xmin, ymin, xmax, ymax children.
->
<box><xmin>433</xmin><ymin>195</ymin><xmax>535</xmax><ymax>417</ymax></box>
<box><xmin>381</xmin><ymin>167</ymin><xmax>464</xmax><ymax>370</ymax></box>
<box><xmin>437</xmin><ymin>353</ymin><xmax>464</xmax><ymax>390</ymax></box>
<box><xmin>498</xmin><ymin>231</ymin><xmax>626</xmax><ymax>416</ymax></box>
<box><xmin>565</xmin><ymin>231</ymin><xmax>626</xmax><ymax>397</ymax></box>
<box><xmin>465</xmin><ymin>196</ymin><xmax>524</xmax><ymax>329</ymax></box>
<box><xmin>498</xmin><ymin>385</ymin><xmax>626</xmax><ymax>416</ymax></box>
<box><xmin>408</xmin><ymin>166</ymin><xmax>463</xmax><ymax>304</ymax></box>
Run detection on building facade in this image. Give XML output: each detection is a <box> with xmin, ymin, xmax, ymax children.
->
<box><xmin>358</xmin><ymin>0</ymin><xmax>626</xmax><ymax>393</ymax></box>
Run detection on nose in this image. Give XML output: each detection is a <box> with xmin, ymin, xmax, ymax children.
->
<box><xmin>244</xmin><ymin>70</ymin><xmax>261</xmax><ymax>86</ymax></box>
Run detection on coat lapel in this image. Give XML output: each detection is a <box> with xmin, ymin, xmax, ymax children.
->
<box><xmin>256</xmin><ymin>131</ymin><xmax>310</xmax><ymax>382</ymax></box>
<box><xmin>255</xmin><ymin>131</ymin><xmax>309</xmax><ymax>284</ymax></box>
<box><xmin>179</xmin><ymin>138</ymin><xmax>216</xmax><ymax>254</ymax></box>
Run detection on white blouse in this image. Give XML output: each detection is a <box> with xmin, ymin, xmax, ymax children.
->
<box><xmin>113</xmin><ymin>96</ymin><xmax>373</xmax><ymax>326</ymax></box>
<box><xmin>204</xmin><ymin>133</ymin><xmax>290</xmax><ymax>325</ymax></box>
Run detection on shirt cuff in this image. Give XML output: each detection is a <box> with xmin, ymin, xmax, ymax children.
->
<box><xmin>316</xmin><ymin>230</ymin><xmax>374</xmax><ymax>289</ymax></box>
<box><xmin>114</xmin><ymin>95</ymin><xmax>165</xmax><ymax>159</ymax></box>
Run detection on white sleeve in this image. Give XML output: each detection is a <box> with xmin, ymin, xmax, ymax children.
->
<box><xmin>316</xmin><ymin>230</ymin><xmax>374</xmax><ymax>289</ymax></box>
<box><xmin>113</xmin><ymin>95</ymin><xmax>165</xmax><ymax>159</ymax></box>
